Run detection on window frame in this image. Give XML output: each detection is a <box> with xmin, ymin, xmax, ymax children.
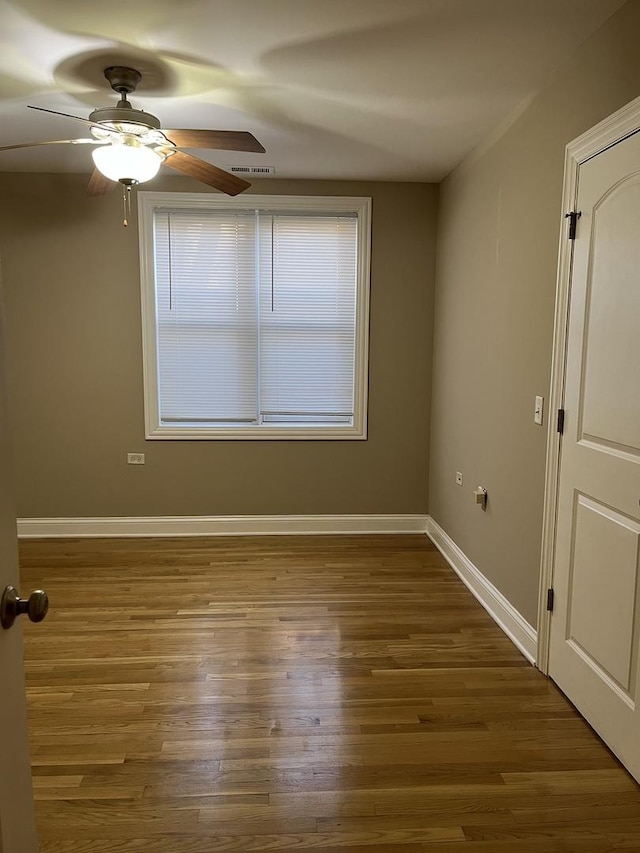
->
<box><xmin>138</xmin><ymin>192</ymin><xmax>372</xmax><ymax>440</ymax></box>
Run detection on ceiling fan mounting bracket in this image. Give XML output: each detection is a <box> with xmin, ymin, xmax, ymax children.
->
<box><xmin>104</xmin><ymin>66</ymin><xmax>142</xmax><ymax>96</ymax></box>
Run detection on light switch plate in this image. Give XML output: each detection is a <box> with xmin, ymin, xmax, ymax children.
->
<box><xmin>534</xmin><ymin>395</ymin><xmax>544</xmax><ymax>426</ymax></box>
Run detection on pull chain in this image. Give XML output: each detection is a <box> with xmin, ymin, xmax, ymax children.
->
<box><xmin>121</xmin><ymin>183</ymin><xmax>132</xmax><ymax>227</ymax></box>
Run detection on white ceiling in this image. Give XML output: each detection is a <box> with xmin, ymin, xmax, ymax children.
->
<box><xmin>0</xmin><ymin>0</ymin><xmax>626</xmax><ymax>182</ymax></box>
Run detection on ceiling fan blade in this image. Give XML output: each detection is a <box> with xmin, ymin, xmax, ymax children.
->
<box><xmin>28</xmin><ymin>105</ymin><xmax>98</xmax><ymax>126</ymax></box>
<box><xmin>163</xmin><ymin>129</ymin><xmax>265</xmax><ymax>154</ymax></box>
<box><xmin>87</xmin><ymin>168</ymin><xmax>117</xmax><ymax>196</ymax></box>
<box><xmin>164</xmin><ymin>150</ymin><xmax>250</xmax><ymax>196</ymax></box>
<box><xmin>0</xmin><ymin>138</ymin><xmax>98</xmax><ymax>152</ymax></box>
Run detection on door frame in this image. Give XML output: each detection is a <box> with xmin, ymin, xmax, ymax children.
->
<box><xmin>537</xmin><ymin>93</ymin><xmax>640</xmax><ymax>674</ymax></box>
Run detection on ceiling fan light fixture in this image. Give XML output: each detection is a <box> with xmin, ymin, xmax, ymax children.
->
<box><xmin>92</xmin><ymin>137</ymin><xmax>163</xmax><ymax>184</ymax></box>
<box><xmin>11</xmin><ymin>66</ymin><xmax>263</xmax><ymax>202</ymax></box>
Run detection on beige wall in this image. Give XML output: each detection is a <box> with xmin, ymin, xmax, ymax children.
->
<box><xmin>429</xmin><ymin>0</ymin><xmax>640</xmax><ymax>627</ymax></box>
<box><xmin>0</xmin><ymin>175</ymin><xmax>437</xmax><ymax>518</ymax></box>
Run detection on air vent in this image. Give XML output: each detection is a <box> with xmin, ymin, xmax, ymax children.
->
<box><xmin>229</xmin><ymin>165</ymin><xmax>276</xmax><ymax>175</ymax></box>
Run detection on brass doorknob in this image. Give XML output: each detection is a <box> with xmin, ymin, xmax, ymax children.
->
<box><xmin>1</xmin><ymin>586</ymin><xmax>49</xmax><ymax>630</ymax></box>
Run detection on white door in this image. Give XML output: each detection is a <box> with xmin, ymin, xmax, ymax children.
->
<box><xmin>549</xmin><ymin>128</ymin><xmax>640</xmax><ymax>782</ymax></box>
<box><xmin>0</xmin><ymin>280</ymin><xmax>38</xmax><ymax>851</ymax></box>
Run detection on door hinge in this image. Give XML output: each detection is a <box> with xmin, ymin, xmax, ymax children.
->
<box><xmin>557</xmin><ymin>408</ymin><xmax>565</xmax><ymax>434</ymax></box>
<box><xmin>565</xmin><ymin>210</ymin><xmax>582</xmax><ymax>240</ymax></box>
<box><xmin>546</xmin><ymin>588</ymin><xmax>555</xmax><ymax>612</ymax></box>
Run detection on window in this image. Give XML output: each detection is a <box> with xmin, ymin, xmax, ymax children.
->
<box><xmin>138</xmin><ymin>193</ymin><xmax>371</xmax><ymax>439</ymax></box>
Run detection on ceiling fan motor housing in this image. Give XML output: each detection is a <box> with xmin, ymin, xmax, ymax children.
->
<box><xmin>89</xmin><ymin>104</ymin><xmax>162</xmax><ymax>131</ymax></box>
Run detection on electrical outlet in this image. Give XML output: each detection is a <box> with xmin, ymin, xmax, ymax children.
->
<box><xmin>127</xmin><ymin>453</ymin><xmax>145</xmax><ymax>465</ymax></box>
<box><xmin>455</xmin><ymin>472</ymin><xmax>463</xmax><ymax>486</ymax></box>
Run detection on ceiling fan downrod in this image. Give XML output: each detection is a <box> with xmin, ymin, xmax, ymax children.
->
<box><xmin>104</xmin><ymin>66</ymin><xmax>142</xmax><ymax>111</ymax></box>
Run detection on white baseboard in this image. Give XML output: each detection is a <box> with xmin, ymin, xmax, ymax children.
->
<box><xmin>426</xmin><ymin>516</ymin><xmax>537</xmax><ymax>665</ymax></box>
<box><xmin>17</xmin><ymin>514</ymin><xmax>429</xmax><ymax>539</ymax></box>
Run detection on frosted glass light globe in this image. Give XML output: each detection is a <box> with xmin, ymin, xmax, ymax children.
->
<box><xmin>92</xmin><ymin>140</ymin><xmax>162</xmax><ymax>184</ymax></box>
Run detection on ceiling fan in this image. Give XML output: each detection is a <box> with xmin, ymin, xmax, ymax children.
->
<box><xmin>0</xmin><ymin>65</ymin><xmax>265</xmax><ymax>214</ymax></box>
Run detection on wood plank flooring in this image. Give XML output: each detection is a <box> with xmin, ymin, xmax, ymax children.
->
<box><xmin>18</xmin><ymin>534</ymin><xmax>640</xmax><ymax>852</ymax></box>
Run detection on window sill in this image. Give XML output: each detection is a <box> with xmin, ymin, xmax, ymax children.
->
<box><xmin>145</xmin><ymin>424</ymin><xmax>367</xmax><ymax>440</ymax></box>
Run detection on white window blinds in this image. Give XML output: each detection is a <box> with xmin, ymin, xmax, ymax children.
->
<box><xmin>154</xmin><ymin>211</ymin><xmax>258</xmax><ymax>423</ymax></box>
<box><xmin>152</xmin><ymin>208</ymin><xmax>358</xmax><ymax>428</ymax></box>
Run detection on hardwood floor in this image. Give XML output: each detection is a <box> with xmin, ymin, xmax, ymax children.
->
<box><xmin>18</xmin><ymin>534</ymin><xmax>640</xmax><ymax>852</ymax></box>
